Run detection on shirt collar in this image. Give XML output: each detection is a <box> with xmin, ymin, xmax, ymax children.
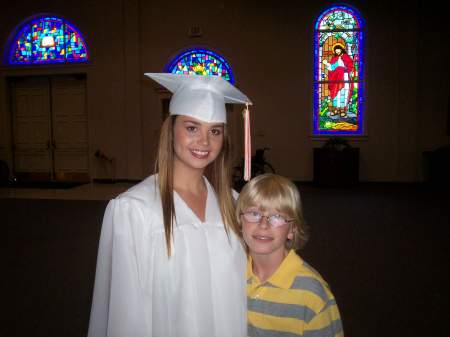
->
<box><xmin>246</xmin><ymin>249</ymin><xmax>303</xmax><ymax>289</ymax></box>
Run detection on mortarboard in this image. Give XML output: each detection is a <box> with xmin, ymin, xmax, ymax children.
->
<box><xmin>145</xmin><ymin>73</ymin><xmax>254</xmax><ymax>181</ymax></box>
<box><xmin>144</xmin><ymin>73</ymin><xmax>251</xmax><ymax>123</ymax></box>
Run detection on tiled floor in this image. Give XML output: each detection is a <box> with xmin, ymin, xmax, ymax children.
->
<box><xmin>0</xmin><ymin>182</ymin><xmax>135</xmax><ymax>201</ymax></box>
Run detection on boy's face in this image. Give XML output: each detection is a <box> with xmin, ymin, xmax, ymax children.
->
<box><xmin>241</xmin><ymin>205</ymin><xmax>294</xmax><ymax>260</ymax></box>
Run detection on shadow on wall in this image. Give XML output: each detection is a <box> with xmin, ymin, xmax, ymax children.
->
<box><xmin>0</xmin><ymin>160</ymin><xmax>9</xmax><ymax>186</ymax></box>
<box><xmin>423</xmin><ymin>145</ymin><xmax>450</xmax><ymax>186</ymax></box>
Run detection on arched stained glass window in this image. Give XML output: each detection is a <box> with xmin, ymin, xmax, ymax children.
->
<box><xmin>9</xmin><ymin>15</ymin><xmax>88</xmax><ymax>65</ymax></box>
<box><xmin>314</xmin><ymin>6</ymin><xmax>363</xmax><ymax>135</ymax></box>
<box><xmin>166</xmin><ymin>48</ymin><xmax>234</xmax><ymax>84</ymax></box>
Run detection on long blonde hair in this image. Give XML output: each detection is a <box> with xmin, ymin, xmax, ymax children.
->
<box><xmin>155</xmin><ymin>115</ymin><xmax>237</xmax><ymax>256</ymax></box>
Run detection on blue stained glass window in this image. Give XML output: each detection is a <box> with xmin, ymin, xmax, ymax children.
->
<box><xmin>313</xmin><ymin>6</ymin><xmax>364</xmax><ymax>135</ymax></box>
<box><xmin>166</xmin><ymin>48</ymin><xmax>234</xmax><ymax>84</ymax></box>
<box><xmin>9</xmin><ymin>15</ymin><xmax>88</xmax><ymax>65</ymax></box>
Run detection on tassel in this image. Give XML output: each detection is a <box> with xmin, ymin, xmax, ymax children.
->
<box><xmin>243</xmin><ymin>103</ymin><xmax>251</xmax><ymax>181</ymax></box>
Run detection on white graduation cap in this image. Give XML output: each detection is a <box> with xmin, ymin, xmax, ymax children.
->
<box><xmin>144</xmin><ymin>73</ymin><xmax>251</xmax><ymax>123</ymax></box>
<box><xmin>145</xmin><ymin>73</ymin><xmax>254</xmax><ymax>181</ymax></box>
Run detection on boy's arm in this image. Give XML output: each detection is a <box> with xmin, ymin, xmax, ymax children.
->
<box><xmin>303</xmin><ymin>299</ymin><xmax>344</xmax><ymax>337</ymax></box>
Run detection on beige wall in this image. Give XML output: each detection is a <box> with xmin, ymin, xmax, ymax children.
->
<box><xmin>0</xmin><ymin>0</ymin><xmax>448</xmax><ymax>182</ymax></box>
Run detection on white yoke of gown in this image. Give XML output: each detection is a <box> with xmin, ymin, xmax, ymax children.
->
<box><xmin>88</xmin><ymin>175</ymin><xmax>247</xmax><ymax>337</ymax></box>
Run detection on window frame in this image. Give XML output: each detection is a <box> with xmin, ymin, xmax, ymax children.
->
<box><xmin>7</xmin><ymin>14</ymin><xmax>89</xmax><ymax>66</ymax></box>
<box><xmin>313</xmin><ymin>5</ymin><xmax>364</xmax><ymax>136</ymax></box>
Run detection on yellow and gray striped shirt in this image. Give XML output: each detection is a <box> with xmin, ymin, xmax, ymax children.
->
<box><xmin>247</xmin><ymin>250</ymin><xmax>343</xmax><ymax>337</ymax></box>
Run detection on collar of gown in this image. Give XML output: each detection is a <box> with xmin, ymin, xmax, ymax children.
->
<box><xmin>172</xmin><ymin>176</ymin><xmax>222</xmax><ymax>228</ymax></box>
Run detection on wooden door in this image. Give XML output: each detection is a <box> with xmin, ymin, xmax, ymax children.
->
<box><xmin>10</xmin><ymin>75</ymin><xmax>89</xmax><ymax>182</ymax></box>
<box><xmin>11</xmin><ymin>77</ymin><xmax>52</xmax><ymax>181</ymax></box>
<box><xmin>51</xmin><ymin>76</ymin><xmax>89</xmax><ymax>182</ymax></box>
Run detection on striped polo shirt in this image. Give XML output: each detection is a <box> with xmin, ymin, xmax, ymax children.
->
<box><xmin>247</xmin><ymin>250</ymin><xmax>343</xmax><ymax>337</ymax></box>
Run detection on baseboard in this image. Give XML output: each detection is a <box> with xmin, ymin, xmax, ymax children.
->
<box><xmin>92</xmin><ymin>178</ymin><xmax>142</xmax><ymax>184</ymax></box>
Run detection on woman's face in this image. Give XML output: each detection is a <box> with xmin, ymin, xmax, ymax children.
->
<box><xmin>173</xmin><ymin>115</ymin><xmax>224</xmax><ymax>173</ymax></box>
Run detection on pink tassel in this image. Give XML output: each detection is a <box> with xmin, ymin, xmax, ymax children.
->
<box><xmin>244</xmin><ymin>104</ymin><xmax>251</xmax><ymax>181</ymax></box>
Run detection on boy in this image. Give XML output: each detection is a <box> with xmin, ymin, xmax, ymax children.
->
<box><xmin>236</xmin><ymin>173</ymin><xmax>344</xmax><ymax>337</ymax></box>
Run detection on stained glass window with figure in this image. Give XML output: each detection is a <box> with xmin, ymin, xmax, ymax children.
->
<box><xmin>314</xmin><ymin>6</ymin><xmax>363</xmax><ymax>135</ymax></box>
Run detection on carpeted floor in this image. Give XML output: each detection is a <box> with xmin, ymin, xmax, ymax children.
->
<box><xmin>2</xmin><ymin>198</ymin><xmax>106</xmax><ymax>337</ymax></box>
<box><xmin>2</xmin><ymin>183</ymin><xmax>449</xmax><ymax>337</ymax></box>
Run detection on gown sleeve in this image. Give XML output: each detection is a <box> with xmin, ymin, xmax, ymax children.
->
<box><xmin>88</xmin><ymin>197</ymin><xmax>150</xmax><ymax>337</ymax></box>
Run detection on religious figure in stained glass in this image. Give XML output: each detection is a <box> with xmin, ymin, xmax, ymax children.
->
<box><xmin>167</xmin><ymin>49</ymin><xmax>234</xmax><ymax>84</ymax></box>
<box><xmin>9</xmin><ymin>16</ymin><xmax>88</xmax><ymax>65</ymax></box>
<box><xmin>314</xmin><ymin>6</ymin><xmax>363</xmax><ymax>135</ymax></box>
<box><xmin>322</xmin><ymin>43</ymin><xmax>355</xmax><ymax>118</ymax></box>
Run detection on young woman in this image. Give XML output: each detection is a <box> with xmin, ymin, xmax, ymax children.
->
<box><xmin>88</xmin><ymin>73</ymin><xmax>252</xmax><ymax>337</ymax></box>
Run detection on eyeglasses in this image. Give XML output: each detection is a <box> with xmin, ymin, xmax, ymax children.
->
<box><xmin>240</xmin><ymin>211</ymin><xmax>293</xmax><ymax>228</ymax></box>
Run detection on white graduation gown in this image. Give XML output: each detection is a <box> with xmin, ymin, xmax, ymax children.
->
<box><xmin>88</xmin><ymin>175</ymin><xmax>247</xmax><ymax>337</ymax></box>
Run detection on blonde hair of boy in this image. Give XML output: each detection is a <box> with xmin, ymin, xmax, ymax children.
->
<box><xmin>155</xmin><ymin>115</ymin><xmax>237</xmax><ymax>256</ymax></box>
<box><xmin>236</xmin><ymin>173</ymin><xmax>309</xmax><ymax>250</ymax></box>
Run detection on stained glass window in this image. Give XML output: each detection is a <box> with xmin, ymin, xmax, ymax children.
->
<box><xmin>9</xmin><ymin>16</ymin><xmax>88</xmax><ymax>65</ymax></box>
<box><xmin>314</xmin><ymin>6</ymin><xmax>363</xmax><ymax>135</ymax></box>
<box><xmin>167</xmin><ymin>48</ymin><xmax>234</xmax><ymax>84</ymax></box>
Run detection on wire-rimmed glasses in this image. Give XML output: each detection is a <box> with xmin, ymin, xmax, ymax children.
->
<box><xmin>240</xmin><ymin>210</ymin><xmax>293</xmax><ymax>228</ymax></box>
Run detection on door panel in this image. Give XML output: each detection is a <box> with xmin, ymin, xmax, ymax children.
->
<box><xmin>51</xmin><ymin>76</ymin><xmax>89</xmax><ymax>182</ymax></box>
<box><xmin>12</xmin><ymin>78</ymin><xmax>52</xmax><ymax>177</ymax></box>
